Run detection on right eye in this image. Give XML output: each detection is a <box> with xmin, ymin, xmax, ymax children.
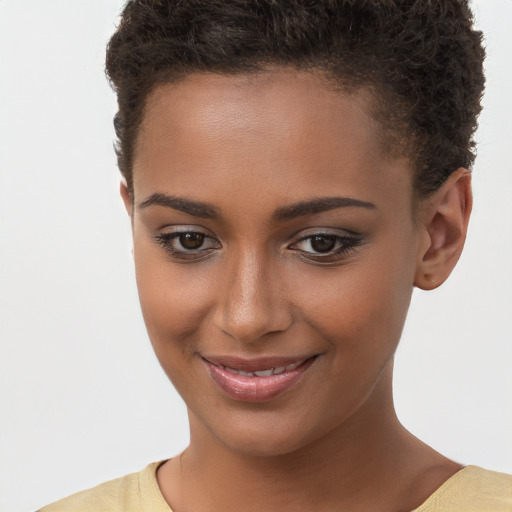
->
<box><xmin>176</xmin><ymin>232</ymin><xmax>206</xmax><ymax>250</ymax></box>
<box><xmin>153</xmin><ymin>229</ymin><xmax>221</xmax><ymax>260</ymax></box>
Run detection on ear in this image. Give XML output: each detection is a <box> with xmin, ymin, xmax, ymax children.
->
<box><xmin>120</xmin><ymin>180</ymin><xmax>133</xmax><ymax>218</ymax></box>
<box><xmin>414</xmin><ymin>168</ymin><xmax>472</xmax><ymax>290</ymax></box>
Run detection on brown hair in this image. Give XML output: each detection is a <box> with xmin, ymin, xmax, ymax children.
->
<box><xmin>106</xmin><ymin>0</ymin><xmax>485</xmax><ymax>198</ymax></box>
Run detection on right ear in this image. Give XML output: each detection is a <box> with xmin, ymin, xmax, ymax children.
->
<box><xmin>120</xmin><ymin>181</ymin><xmax>133</xmax><ymax>217</ymax></box>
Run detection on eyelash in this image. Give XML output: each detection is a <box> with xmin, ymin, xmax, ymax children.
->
<box><xmin>152</xmin><ymin>229</ymin><xmax>363</xmax><ymax>263</ymax></box>
<box><xmin>153</xmin><ymin>231</ymin><xmax>221</xmax><ymax>261</ymax></box>
<box><xmin>289</xmin><ymin>232</ymin><xmax>363</xmax><ymax>262</ymax></box>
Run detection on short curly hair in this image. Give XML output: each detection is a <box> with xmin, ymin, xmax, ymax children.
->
<box><xmin>106</xmin><ymin>0</ymin><xmax>485</xmax><ymax>198</ymax></box>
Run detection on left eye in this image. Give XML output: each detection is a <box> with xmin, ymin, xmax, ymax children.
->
<box><xmin>298</xmin><ymin>234</ymin><xmax>338</xmax><ymax>253</ymax></box>
<box><xmin>290</xmin><ymin>233</ymin><xmax>362</xmax><ymax>258</ymax></box>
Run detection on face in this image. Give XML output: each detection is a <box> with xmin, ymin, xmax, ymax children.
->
<box><xmin>128</xmin><ymin>71</ymin><xmax>423</xmax><ymax>457</ymax></box>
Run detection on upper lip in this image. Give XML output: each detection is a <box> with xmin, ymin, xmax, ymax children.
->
<box><xmin>202</xmin><ymin>355</ymin><xmax>317</xmax><ymax>372</ymax></box>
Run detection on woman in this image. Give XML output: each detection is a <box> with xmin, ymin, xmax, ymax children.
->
<box><xmin>38</xmin><ymin>1</ymin><xmax>511</xmax><ymax>510</ymax></box>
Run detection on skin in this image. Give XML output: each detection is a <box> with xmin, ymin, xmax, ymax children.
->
<box><xmin>122</xmin><ymin>70</ymin><xmax>471</xmax><ymax>512</ymax></box>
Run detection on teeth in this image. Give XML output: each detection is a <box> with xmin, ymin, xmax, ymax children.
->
<box><xmin>220</xmin><ymin>359</ymin><xmax>306</xmax><ymax>377</ymax></box>
<box><xmin>254</xmin><ymin>369</ymin><xmax>274</xmax><ymax>377</ymax></box>
<box><xmin>285</xmin><ymin>361</ymin><xmax>303</xmax><ymax>371</ymax></box>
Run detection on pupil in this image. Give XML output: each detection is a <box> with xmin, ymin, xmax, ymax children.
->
<box><xmin>180</xmin><ymin>233</ymin><xmax>204</xmax><ymax>250</ymax></box>
<box><xmin>311</xmin><ymin>235</ymin><xmax>336</xmax><ymax>253</ymax></box>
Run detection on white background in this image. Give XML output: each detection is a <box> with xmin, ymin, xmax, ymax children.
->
<box><xmin>0</xmin><ymin>1</ymin><xmax>510</xmax><ymax>511</ymax></box>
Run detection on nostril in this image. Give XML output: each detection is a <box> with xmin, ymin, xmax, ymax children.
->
<box><xmin>212</xmin><ymin>256</ymin><xmax>293</xmax><ymax>342</ymax></box>
<box><xmin>214</xmin><ymin>305</ymin><xmax>293</xmax><ymax>343</ymax></box>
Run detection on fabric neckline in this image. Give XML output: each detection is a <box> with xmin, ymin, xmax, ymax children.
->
<box><xmin>410</xmin><ymin>465</ymin><xmax>476</xmax><ymax>511</ymax></box>
<box><xmin>144</xmin><ymin>461</ymin><xmax>480</xmax><ymax>512</ymax></box>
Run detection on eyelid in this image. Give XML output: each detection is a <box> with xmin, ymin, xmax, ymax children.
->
<box><xmin>157</xmin><ymin>224</ymin><xmax>214</xmax><ymax>234</ymax></box>
<box><xmin>287</xmin><ymin>229</ymin><xmax>364</xmax><ymax>261</ymax></box>
<box><xmin>152</xmin><ymin>225</ymin><xmax>222</xmax><ymax>260</ymax></box>
<box><xmin>289</xmin><ymin>227</ymin><xmax>361</xmax><ymax>243</ymax></box>
<box><xmin>152</xmin><ymin>225</ymin><xmax>363</xmax><ymax>262</ymax></box>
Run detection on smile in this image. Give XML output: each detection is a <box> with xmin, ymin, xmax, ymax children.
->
<box><xmin>202</xmin><ymin>355</ymin><xmax>318</xmax><ymax>403</ymax></box>
<box><xmin>217</xmin><ymin>359</ymin><xmax>305</xmax><ymax>377</ymax></box>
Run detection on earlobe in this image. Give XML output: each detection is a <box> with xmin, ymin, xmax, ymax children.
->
<box><xmin>414</xmin><ymin>168</ymin><xmax>472</xmax><ymax>290</ymax></box>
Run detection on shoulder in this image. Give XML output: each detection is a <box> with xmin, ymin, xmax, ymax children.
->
<box><xmin>413</xmin><ymin>466</ymin><xmax>512</xmax><ymax>512</ymax></box>
<box><xmin>37</xmin><ymin>461</ymin><xmax>171</xmax><ymax>512</ymax></box>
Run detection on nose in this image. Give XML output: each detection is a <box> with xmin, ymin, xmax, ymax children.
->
<box><xmin>212</xmin><ymin>248</ymin><xmax>293</xmax><ymax>343</ymax></box>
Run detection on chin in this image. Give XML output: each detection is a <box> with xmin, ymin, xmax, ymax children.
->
<box><xmin>217</xmin><ymin>430</ymin><xmax>313</xmax><ymax>459</ymax></box>
<box><xmin>192</xmin><ymin>405</ymin><xmax>341</xmax><ymax>460</ymax></box>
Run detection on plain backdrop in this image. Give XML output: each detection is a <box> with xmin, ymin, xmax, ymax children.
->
<box><xmin>0</xmin><ymin>1</ymin><xmax>511</xmax><ymax>511</ymax></box>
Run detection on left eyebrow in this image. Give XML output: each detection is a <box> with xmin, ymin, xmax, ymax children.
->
<box><xmin>273</xmin><ymin>197</ymin><xmax>376</xmax><ymax>221</ymax></box>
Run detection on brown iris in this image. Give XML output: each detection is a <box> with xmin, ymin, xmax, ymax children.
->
<box><xmin>179</xmin><ymin>232</ymin><xmax>205</xmax><ymax>250</ymax></box>
<box><xmin>310</xmin><ymin>235</ymin><xmax>337</xmax><ymax>253</ymax></box>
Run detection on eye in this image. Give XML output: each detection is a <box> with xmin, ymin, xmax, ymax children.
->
<box><xmin>289</xmin><ymin>232</ymin><xmax>363</xmax><ymax>262</ymax></box>
<box><xmin>303</xmin><ymin>235</ymin><xmax>338</xmax><ymax>253</ymax></box>
<box><xmin>179</xmin><ymin>232</ymin><xmax>206</xmax><ymax>250</ymax></box>
<box><xmin>153</xmin><ymin>229</ymin><xmax>221</xmax><ymax>260</ymax></box>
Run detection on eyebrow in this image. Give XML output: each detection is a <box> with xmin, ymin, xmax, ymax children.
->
<box><xmin>138</xmin><ymin>193</ymin><xmax>375</xmax><ymax>221</ymax></box>
<box><xmin>272</xmin><ymin>197</ymin><xmax>376</xmax><ymax>221</ymax></box>
<box><xmin>138</xmin><ymin>193</ymin><xmax>219</xmax><ymax>219</ymax></box>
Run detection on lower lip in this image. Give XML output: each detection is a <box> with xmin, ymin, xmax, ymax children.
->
<box><xmin>204</xmin><ymin>357</ymin><xmax>317</xmax><ymax>403</ymax></box>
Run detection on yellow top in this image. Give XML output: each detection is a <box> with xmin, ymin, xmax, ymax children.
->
<box><xmin>39</xmin><ymin>462</ymin><xmax>512</xmax><ymax>512</ymax></box>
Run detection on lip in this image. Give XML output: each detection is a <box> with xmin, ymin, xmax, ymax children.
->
<box><xmin>203</xmin><ymin>355</ymin><xmax>318</xmax><ymax>403</ymax></box>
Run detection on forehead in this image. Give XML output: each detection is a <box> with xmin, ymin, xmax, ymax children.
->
<box><xmin>138</xmin><ymin>70</ymin><xmax>384</xmax><ymax>157</ymax></box>
<box><xmin>133</xmin><ymin>70</ymin><xmax>413</xmax><ymax>214</ymax></box>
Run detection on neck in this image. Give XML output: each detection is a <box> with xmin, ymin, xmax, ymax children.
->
<box><xmin>158</xmin><ymin>365</ymin><xmax>460</xmax><ymax>512</ymax></box>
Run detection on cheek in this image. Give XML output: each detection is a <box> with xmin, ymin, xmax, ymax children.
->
<box><xmin>296</xmin><ymin>248</ymin><xmax>415</xmax><ymax>360</ymax></box>
<box><xmin>133</xmin><ymin>239</ymin><xmax>215</xmax><ymax>355</ymax></box>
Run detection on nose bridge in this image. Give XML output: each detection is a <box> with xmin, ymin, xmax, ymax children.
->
<box><xmin>214</xmin><ymin>244</ymin><xmax>291</xmax><ymax>342</ymax></box>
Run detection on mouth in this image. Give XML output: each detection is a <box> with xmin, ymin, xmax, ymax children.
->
<box><xmin>202</xmin><ymin>355</ymin><xmax>318</xmax><ymax>403</ymax></box>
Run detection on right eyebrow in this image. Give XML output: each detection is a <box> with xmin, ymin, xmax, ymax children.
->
<box><xmin>138</xmin><ymin>193</ymin><xmax>220</xmax><ymax>219</ymax></box>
